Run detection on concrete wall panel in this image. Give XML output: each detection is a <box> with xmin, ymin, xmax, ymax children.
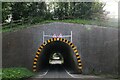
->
<box><xmin>2</xmin><ymin>22</ymin><xmax>118</xmax><ymax>75</ymax></box>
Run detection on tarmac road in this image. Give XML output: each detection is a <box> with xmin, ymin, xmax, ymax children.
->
<box><xmin>27</xmin><ymin>64</ymin><xmax>118</xmax><ymax>80</ymax></box>
<box><xmin>34</xmin><ymin>64</ymin><xmax>73</xmax><ymax>78</ymax></box>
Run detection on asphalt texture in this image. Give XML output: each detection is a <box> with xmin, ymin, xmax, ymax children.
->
<box><xmin>34</xmin><ymin>64</ymin><xmax>72</xmax><ymax>78</ymax></box>
<box><xmin>27</xmin><ymin>64</ymin><xmax>118</xmax><ymax>80</ymax></box>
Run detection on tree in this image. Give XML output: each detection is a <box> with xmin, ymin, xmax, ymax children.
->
<box><xmin>2</xmin><ymin>2</ymin><xmax>107</xmax><ymax>23</ymax></box>
<box><xmin>52</xmin><ymin>2</ymin><xmax>106</xmax><ymax>20</ymax></box>
<box><xmin>11</xmin><ymin>2</ymin><xmax>29</xmax><ymax>20</ymax></box>
<box><xmin>53</xmin><ymin>2</ymin><xmax>70</xmax><ymax>20</ymax></box>
<box><xmin>28</xmin><ymin>2</ymin><xmax>47</xmax><ymax>18</ymax></box>
<box><xmin>2</xmin><ymin>2</ymin><xmax>11</xmax><ymax>23</ymax></box>
<box><xmin>90</xmin><ymin>2</ymin><xmax>106</xmax><ymax>20</ymax></box>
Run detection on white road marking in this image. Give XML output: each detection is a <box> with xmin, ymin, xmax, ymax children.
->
<box><xmin>64</xmin><ymin>69</ymin><xmax>75</xmax><ymax>78</ymax></box>
<box><xmin>38</xmin><ymin>70</ymin><xmax>49</xmax><ymax>77</ymax></box>
<box><xmin>33</xmin><ymin>69</ymin><xmax>49</xmax><ymax>78</ymax></box>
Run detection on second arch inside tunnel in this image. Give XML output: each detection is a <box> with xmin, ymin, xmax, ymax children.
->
<box><xmin>33</xmin><ymin>38</ymin><xmax>82</xmax><ymax>73</ymax></box>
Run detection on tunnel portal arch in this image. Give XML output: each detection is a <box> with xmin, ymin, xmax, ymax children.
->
<box><xmin>33</xmin><ymin>38</ymin><xmax>82</xmax><ymax>72</ymax></box>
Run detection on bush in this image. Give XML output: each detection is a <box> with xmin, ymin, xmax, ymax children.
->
<box><xmin>2</xmin><ymin>67</ymin><xmax>34</xmax><ymax>80</ymax></box>
<box><xmin>30</xmin><ymin>17</ymin><xmax>44</xmax><ymax>24</ymax></box>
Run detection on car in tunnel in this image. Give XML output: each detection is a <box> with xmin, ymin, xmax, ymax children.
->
<box><xmin>49</xmin><ymin>52</ymin><xmax>64</xmax><ymax>64</ymax></box>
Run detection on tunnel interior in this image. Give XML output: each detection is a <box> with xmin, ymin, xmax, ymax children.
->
<box><xmin>36</xmin><ymin>41</ymin><xmax>80</xmax><ymax>73</ymax></box>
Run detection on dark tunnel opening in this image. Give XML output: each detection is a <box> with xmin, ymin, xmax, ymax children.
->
<box><xmin>37</xmin><ymin>41</ymin><xmax>80</xmax><ymax>73</ymax></box>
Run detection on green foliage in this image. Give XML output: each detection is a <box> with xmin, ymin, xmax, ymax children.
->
<box><xmin>2</xmin><ymin>2</ymin><xmax>47</xmax><ymax>22</ymax></box>
<box><xmin>2</xmin><ymin>67</ymin><xmax>34</xmax><ymax>80</ymax></box>
<box><xmin>60</xmin><ymin>19</ymin><xmax>92</xmax><ymax>24</ymax></box>
<box><xmin>11</xmin><ymin>3</ymin><xmax>25</xmax><ymax>20</ymax></box>
<box><xmin>2</xmin><ymin>3</ymin><xmax>11</xmax><ymax>23</ymax></box>
<box><xmin>30</xmin><ymin>17</ymin><xmax>44</xmax><ymax>24</ymax></box>
<box><xmin>28</xmin><ymin>2</ymin><xmax>47</xmax><ymax>18</ymax></box>
<box><xmin>2</xmin><ymin>19</ymin><xmax>117</xmax><ymax>33</ymax></box>
<box><xmin>58</xmin><ymin>19</ymin><xmax>118</xmax><ymax>27</ymax></box>
<box><xmin>2</xmin><ymin>1</ymin><xmax>111</xmax><ymax>32</ymax></box>
<box><xmin>2</xmin><ymin>2</ymin><xmax>106</xmax><ymax>23</ymax></box>
<box><xmin>2</xmin><ymin>20</ymin><xmax>54</xmax><ymax>32</ymax></box>
<box><xmin>52</xmin><ymin>2</ymin><xmax>106</xmax><ymax>20</ymax></box>
<box><xmin>53</xmin><ymin>2</ymin><xmax>69</xmax><ymax>20</ymax></box>
<box><xmin>0</xmin><ymin>69</ymin><xmax>2</xmax><ymax>79</ymax></box>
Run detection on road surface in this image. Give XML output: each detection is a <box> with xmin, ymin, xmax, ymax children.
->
<box><xmin>27</xmin><ymin>64</ymin><xmax>118</xmax><ymax>80</ymax></box>
<box><xmin>34</xmin><ymin>64</ymin><xmax>73</xmax><ymax>78</ymax></box>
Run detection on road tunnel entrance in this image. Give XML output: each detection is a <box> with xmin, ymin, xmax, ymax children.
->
<box><xmin>33</xmin><ymin>38</ymin><xmax>82</xmax><ymax>73</ymax></box>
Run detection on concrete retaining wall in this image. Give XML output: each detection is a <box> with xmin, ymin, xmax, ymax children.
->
<box><xmin>2</xmin><ymin>22</ymin><xmax>118</xmax><ymax>75</ymax></box>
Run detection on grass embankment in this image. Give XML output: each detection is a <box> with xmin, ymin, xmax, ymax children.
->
<box><xmin>2</xmin><ymin>19</ymin><xmax>118</xmax><ymax>33</ymax></box>
<box><xmin>2</xmin><ymin>20</ymin><xmax>53</xmax><ymax>32</ymax></box>
<box><xmin>1</xmin><ymin>67</ymin><xmax>34</xmax><ymax>80</ymax></box>
<box><xmin>59</xmin><ymin>19</ymin><xmax>118</xmax><ymax>28</ymax></box>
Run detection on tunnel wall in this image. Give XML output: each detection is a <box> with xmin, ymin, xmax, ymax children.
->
<box><xmin>2</xmin><ymin>22</ymin><xmax>118</xmax><ymax>75</ymax></box>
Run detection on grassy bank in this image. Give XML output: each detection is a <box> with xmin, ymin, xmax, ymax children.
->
<box><xmin>2</xmin><ymin>19</ymin><xmax>118</xmax><ymax>33</ymax></box>
<box><xmin>1</xmin><ymin>67</ymin><xmax>34</xmax><ymax>80</ymax></box>
<box><xmin>58</xmin><ymin>19</ymin><xmax>118</xmax><ymax>28</ymax></box>
<box><xmin>2</xmin><ymin>20</ymin><xmax>54</xmax><ymax>33</ymax></box>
